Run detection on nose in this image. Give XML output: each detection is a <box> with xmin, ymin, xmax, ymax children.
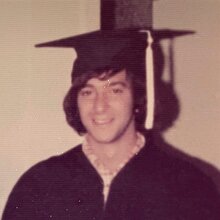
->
<box><xmin>93</xmin><ymin>91</ymin><xmax>108</xmax><ymax>114</ymax></box>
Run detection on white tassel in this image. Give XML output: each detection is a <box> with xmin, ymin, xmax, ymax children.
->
<box><xmin>140</xmin><ymin>30</ymin><xmax>155</xmax><ymax>129</ymax></box>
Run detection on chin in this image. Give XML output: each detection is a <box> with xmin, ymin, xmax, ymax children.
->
<box><xmin>89</xmin><ymin>133</ymin><xmax>117</xmax><ymax>145</ymax></box>
<box><xmin>87</xmin><ymin>126</ymin><xmax>129</xmax><ymax>145</ymax></box>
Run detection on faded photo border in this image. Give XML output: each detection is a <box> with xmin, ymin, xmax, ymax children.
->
<box><xmin>1</xmin><ymin>0</ymin><xmax>220</xmax><ymax>215</ymax></box>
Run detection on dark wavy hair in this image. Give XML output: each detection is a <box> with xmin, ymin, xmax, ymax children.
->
<box><xmin>63</xmin><ymin>66</ymin><xmax>146</xmax><ymax>135</ymax></box>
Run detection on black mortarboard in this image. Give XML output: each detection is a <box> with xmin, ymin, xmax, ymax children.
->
<box><xmin>36</xmin><ymin>0</ymin><xmax>194</xmax><ymax>129</ymax></box>
<box><xmin>36</xmin><ymin>30</ymin><xmax>147</xmax><ymax>78</ymax></box>
<box><xmin>36</xmin><ymin>29</ymin><xmax>193</xmax><ymax>77</ymax></box>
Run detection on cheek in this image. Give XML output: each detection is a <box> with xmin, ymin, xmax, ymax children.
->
<box><xmin>77</xmin><ymin>98</ymin><xmax>87</xmax><ymax>117</ymax></box>
<box><xmin>115</xmin><ymin>94</ymin><xmax>134</xmax><ymax>113</ymax></box>
<box><xmin>77</xmin><ymin>96</ymin><xmax>90</xmax><ymax>109</ymax></box>
<box><xmin>125</xmin><ymin>92</ymin><xmax>134</xmax><ymax>107</ymax></box>
<box><xmin>77</xmin><ymin>98</ymin><xmax>94</xmax><ymax>120</ymax></box>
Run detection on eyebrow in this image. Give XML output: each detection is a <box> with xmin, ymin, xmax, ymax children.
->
<box><xmin>83</xmin><ymin>80</ymin><xmax>129</xmax><ymax>89</ymax></box>
<box><xmin>108</xmin><ymin>81</ymin><xmax>128</xmax><ymax>87</ymax></box>
<box><xmin>80</xmin><ymin>84</ymin><xmax>94</xmax><ymax>89</ymax></box>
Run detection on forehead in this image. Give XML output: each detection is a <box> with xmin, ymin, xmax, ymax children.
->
<box><xmin>85</xmin><ymin>69</ymin><xmax>130</xmax><ymax>86</ymax></box>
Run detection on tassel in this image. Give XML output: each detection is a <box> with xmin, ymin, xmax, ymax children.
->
<box><xmin>140</xmin><ymin>30</ymin><xmax>155</xmax><ymax>129</ymax></box>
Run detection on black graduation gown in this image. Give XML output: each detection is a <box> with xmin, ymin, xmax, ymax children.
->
<box><xmin>2</xmin><ymin>137</ymin><xmax>220</xmax><ymax>220</ymax></box>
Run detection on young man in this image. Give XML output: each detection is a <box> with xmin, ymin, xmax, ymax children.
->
<box><xmin>3</xmin><ymin>30</ymin><xmax>220</xmax><ymax>219</ymax></box>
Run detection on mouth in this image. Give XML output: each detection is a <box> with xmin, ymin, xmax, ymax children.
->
<box><xmin>93</xmin><ymin>118</ymin><xmax>113</xmax><ymax>125</ymax></box>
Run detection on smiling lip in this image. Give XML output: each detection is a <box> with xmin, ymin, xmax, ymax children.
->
<box><xmin>93</xmin><ymin>119</ymin><xmax>113</xmax><ymax>125</ymax></box>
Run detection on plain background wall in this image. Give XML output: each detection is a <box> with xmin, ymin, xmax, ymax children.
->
<box><xmin>1</xmin><ymin>0</ymin><xmax>219</xmax><ymax>215</ymax></box>
<box><xmin>154</xmin><ymin>0</ymin><xmax>220</xmax><ymax>167</ymax></box>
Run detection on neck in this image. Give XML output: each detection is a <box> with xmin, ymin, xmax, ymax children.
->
<box><xmin>85</xmin><ymin>121</ymin><xmax>139</xmax><ymax>169</ymax></box>
<box><xmin>101</xmin><ymin>130</ymin><xmax>137</xmax><ymax>158</ymax></box>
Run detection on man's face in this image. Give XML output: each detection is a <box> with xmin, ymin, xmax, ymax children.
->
<box><xmin>77</xmin><ymin>69</ymin><xmax>135</xmax><ymax>145</ymax></box>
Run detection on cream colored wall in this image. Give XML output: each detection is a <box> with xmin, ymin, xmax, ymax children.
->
<box><xmin>1</xmin><ymin>0</ymin><xmax>219</xmax><ymax>215</ymax></box>
<box><xmin>154</xmin><ymin>0</ymin><xmax>220</xmax><ymax>168</ymax></box>
<box><xmin>0</xmin><ymin>0</ymin><xmax>99</xmax><ymax>215</ymax></box>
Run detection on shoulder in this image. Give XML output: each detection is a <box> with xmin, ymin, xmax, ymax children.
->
<box><xmin>18</xmin><ymin>144</ymin><xmax>84</xmax><ymax>183</ymax></box>
<box><xmin>147</xmin><ymin>140</ymin><xmax>217</xmax><ymax>192</ymax></box>
<box><xmin>2</xmin><ymin>145</ymin><xmax>86</xmax><ymax>219</ymax></box>
<box><xmin>142</xmin><ymin>131</ymin><xmax>217</xmax><ymax>189</ymax></box>
<box><xmin>138</xmin><ymin>131</ymin><xmax>219</xmax><ymax>197</ymax></box>
<box><xmin>5</xmin><ymin>144</ymin><xmax>85</xmax><ymax>202</ymax></box>
<box><xmin>150</xmin><ymin>133</ymin><xmax>220</xmax><ymax>208</ymax></box>
<box><xmin>138</xmin><ymin>133</ymin><xmax>220</xmax><ymax>217</ymax></box>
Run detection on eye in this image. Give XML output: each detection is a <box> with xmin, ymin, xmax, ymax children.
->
<box><xmin>109</xmin><ymin>84</ymin><xmax>126</xmax><ymax>95</ymax></box>
<box><xmin>79</xmin><ymin>88</ymin><xmax>94</xmax><ymax>97</ymax></box>
<box><xmin>112</xmin><ymin>88</ymin><xmax>123</xmax><ymax>94</ymax></box>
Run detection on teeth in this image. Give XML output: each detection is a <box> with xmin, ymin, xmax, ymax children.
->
<box><xmin>93</xmin><ymin>119</ymin><xmax>111</xmax><ymax>125</ymax></box>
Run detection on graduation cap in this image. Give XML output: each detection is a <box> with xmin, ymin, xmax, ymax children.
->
<box><xmin>36</xmin><ymin>0</ymin><xmax>194</xmax><ymax>130</ymax></box>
